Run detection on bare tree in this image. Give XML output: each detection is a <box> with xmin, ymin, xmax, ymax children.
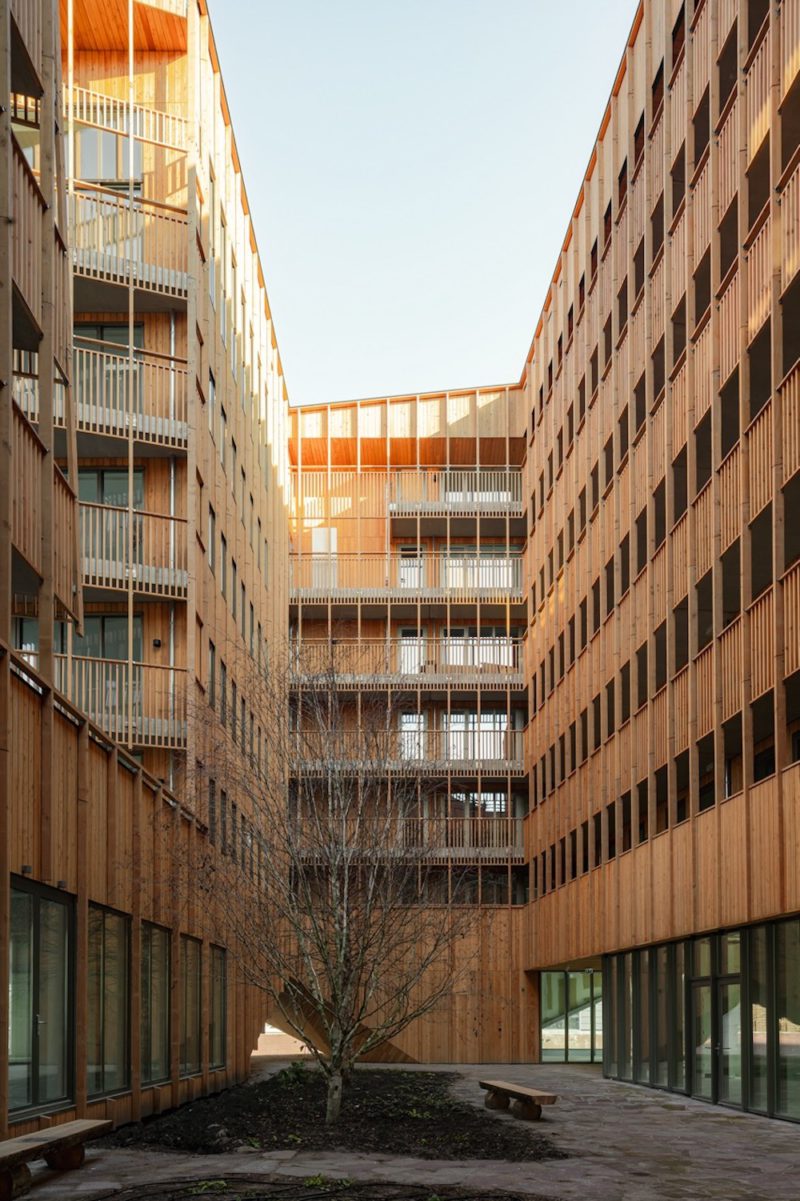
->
<box><xmin>190</xmin><ymin>640</ymin><xmax>480</xmax><ymax>1122</ymax></box>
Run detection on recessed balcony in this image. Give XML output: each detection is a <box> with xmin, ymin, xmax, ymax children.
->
<box><xmin>80</xmin><ymin>503</ymin><xmax>188</xmax><ymax>598</ymax></box>
<box><xmin>69</xmin><ymin>185</ymin><xmax>189</xmax><ymax>298</ymax></box>
<box><xmin>291</xmin><ymin>636</ymin><xmax>525</xmax><ymax>689</ymax></box>
<box><xmin>292</xmin><ymin>727</ymin><xmax>526</xmax><ymax>776</ymax></box>
<box><xmin>54</xmin><ymin>655</ymin><xmax>187</xmax><ymax>749</ymax></box>
<box><xmin>389</xmin><ymin>468</ymin><xmax>523</xmax><ymax>517</ymax></box>
<box><xmin>290</xmin><ymin>551</ymin><xmax>524</xmax><ymax>602</ymax></box>
<box><xmin>401</xmin><ymin>816</ymin><xmax>525</xmax><ymax>862</ymax></box>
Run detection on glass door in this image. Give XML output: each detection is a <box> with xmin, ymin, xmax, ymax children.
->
<box><xmin>692</xmin><ymin>983</ymin><xmax>714</xmax><ymax>1100</ymax></box>
<box><xmin>719</xmin><ymin>981</ymin><xmax>743</xmax><ymax>1105</ymax></box>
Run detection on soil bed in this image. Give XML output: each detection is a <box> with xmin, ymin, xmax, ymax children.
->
<box><xmin>103</xmin><ymin>1179</ymin><xmax>554</xmax><ymax>1201</ymax></box>
<box><xmin>105</xmin><ymin>1067</ymin><xmax>564</xmax><ymax>1163</ymax></box>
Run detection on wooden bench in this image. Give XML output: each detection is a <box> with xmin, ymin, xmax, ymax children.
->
<box><xmin>0</xmin><ymin>1119</ymin><xmax>112</xmax><ymax>1200</ymax></box>
<box><xmin>479</xmin><ymin>1079</ymin><xmax>558</xmax><ymax>1122</ymax></box>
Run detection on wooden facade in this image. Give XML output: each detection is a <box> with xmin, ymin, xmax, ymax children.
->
<box><xmin>1</xmin><ymin>0</ymin><xmax>289</xmax><ymax>1137</ymax></box>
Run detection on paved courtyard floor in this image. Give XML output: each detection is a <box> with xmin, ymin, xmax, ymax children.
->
<box><xmin>30</xmin><ymin>1057</ymin><xmax>800</xmax><ymax>1201</ymax></box>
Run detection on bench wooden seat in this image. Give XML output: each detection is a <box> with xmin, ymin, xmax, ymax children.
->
<box><xmin>479</xmin><ymin>1078</ymin><xmax>558</xmax><ymax>1121</ymax></box>
<box><xmin>0</xmin><ymin>1119</ymin><xmax>112</xmax><ymax>1200</ymax></box>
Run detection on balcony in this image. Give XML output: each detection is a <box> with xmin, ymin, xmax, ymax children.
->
<box><xmin>54</xmin><ymin>655</ymin><xmax>187</xmax><ymax>749</ymax></box>
<box><xmin>401</xmin><ymin>816</ymin><xmax>525</xmax><ymax>862</ymax></box>
<box><xmin>290</xmin><ymin>551</ymin><xmax>524</xmax><ymax>602</ymax></box>
<box><xmin>292</xmin><ymin>637</ymin><xmax>525</xmax><ymax>689</ymax></box>
<box><xmin>65</xmin><ymin>84</ymin><xmax>188</xmax><ymax>152</ymax></box>
<box><xmin>388</xmin><ymin>469</ymin><xmax>523</xmax><ymax>517</ymax></box>
<box><xmin>293</xmin><ymin>727</ymin><xmax>527</xmax><ymax>776</ymax></box>
<box><xmin>74</xmin><ymin>339</ymin><xmax>189</xmax><ymax>447</ymax></box>
<box><xmin>80</xmin><ymin>503</ymin><xmax>188</xmax><ymax>597</ymax></box>
<box><xmin>69</xmin><ymin>184</ymin><xmax>189</xmax><ymax>298</ymax></box>
<box><xmin>12</xmin><ymin>139</ymin><xmax>45</xmax><ymax>335</ymax></box>
<box><xmin>11</xmin><ymin>403</ymin><xmax>44</xmax><ymax>576</ymax></box>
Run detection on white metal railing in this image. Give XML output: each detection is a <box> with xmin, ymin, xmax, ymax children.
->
<box><xmin>65</xmin><ymin>84</ymin><xmax>188</xmax><ymax>151</ymax></box>
<box><xmin>294</xmin><ymin>727</ymin><xmax>526</xmax><ymax>774</ymax></box>
<box><xmin>68</xmin><ymin>185</ymin><xmax>188</xmax><ymax>296</ymax></box>
<box><xmin>290</xmin><ymin>552</ymin><xmax>524</xmax><ymax>599</ymax></box>
<box><xmin>388</xmin><ymin>469</ymin><xmax>523</xmax><ymax>514</ymax></box>
<box><xmin>292</xmin><ymin>637</ymin><xmax>524</xmax><ymax>685</ymax></box>
<box><xmin>80</xmin><ymin>502</ymin><xmax>188</xmax><ymax>597</ymax></box>
<box><xmin>73</xmin><ymin>340</ymin><xmax>188</xmax><ymax>446</ymax></box>
<box><xmin>54</xmin><ymin>655</ymin><xmax>187</xmax><ymax>748</ymax></box>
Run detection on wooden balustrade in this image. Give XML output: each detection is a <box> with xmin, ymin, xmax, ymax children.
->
<box><xmin>672</xmin><ymin>209</ymin><xmax>686</xmax><ymax>302</ymax></box>
<box><xmin>747</xmin><ymin>25</ymin><xmax>771</xmax><ymax>160</ymax></box>
<box><xmin>293</xmin><ymin>467</ymin><xmax>523</xmax><ymax>522</ymax></box>
<box><xmin>631</xmin><ymin>298</ymin><xmax>645</xmax><ymax>374</ymax></box>
<box><xmin>720</xmin><ymin>618</ymin><xmax>742</xmax><ymax>722</ymax></box>
<box><xmin>652</xmin><ymin>544</ymin><xmax>667</xmax><ymax>626</ymax></box>
<box><xmin>782</xmin><ymin>160</ymin><xmax>800</xmax><ymax>289</ymax></box>
<box><xmin>12</xmin><ymin>140</ymin><xmax>45</xmax><ymax>330</ymax></box>
<box><xmin>54</xmin><ymin>230</ymin><xmax>71</xmax><ymax>377</ymax></box>
<box><xmin>12</xmin><ymin>404</ymin><xmax>44</xmax><ymax>573</ymax></box>
<box><xmin>293</xmin><ymin>727</ymin><xmax>526</xmax><ymax>774</ymax></box>
<box><xmin>747</xmin><ymin>401</ymin><xmax>773</xmax><ymax>517</ymax></box>
<box><xmin>290</xmin><ymin>552</ymin><xmax>524</xmax><ymax>600</ymax></box>
<box><xmin>747</xmin><ymin>215</ymin><xmax>772</xmax><ymax>340</ymax></box>
<box><xmin>693</xmin><ymin>320</ymin><xmax>711</xmax><ymax>421</ymax></box>
<box><xmin>615</xmin><ymin>203</ymin><xmax>628</xmax><ymax>281</ymax></box>
<box><xmin>292</xmin><ymin>637</ymin><xmax>524</xmax><ymax>686</ymax></box>
<box><xmin>749</xmin><ymin>588</ymin><xmax>774</xmax><ymax>699</ymax></box>
<box><xmin>785</xmin><ymin>561</ymin><xmax>800</xmax><ymax>676</ymax></box>
<box><xmin>65</xmin><ymin>84</ymin><xmax>188</xmax><ymax>151</ymax></box>
<box><xmin>651</xmin><ymin>397</ymin><xmax>666</xmax><ymax>484</ymax></box>
<box><xmin>69</xmin><ymin>185</ymin><xmax>188</xmax><ymax>297</ymax></box>
<box><xmin>693</xmin><ymin>156</ymin><xmax>710</xmax><ymax>258</ymax></box>
<box><xmin>653</xmin><ymin>688</ymin><xmax>667</xmax><ymax>766</ymax></box>
<box><xmin>719</xmin><ymin>98</ymin><xmax>738</xmax><ymax>216</ymax></box>
<box><xmin>671</xmin><ymin>361</ymin><xmax>687</xmax><ymax>450</ymax></box>
<box><xmin>650</xmin><ymin>112</ymin><xmax>664</xmax><ymax>205</ymax></box>
<box><xmin>651</xmin><ymin>254</ymin><xmax>664</xmax><ymax>343</ymax></box>
<box><xmin>718</xmin><ymin>446</ymin><xmax>741</xmax><ymax>551</ymax></box>
<box><xmin>631</xmin><ymin>169</ymin><xmax>645</xmax><ymax>247</ymax></box>
<box><xmin>719</xmin><ymin>270</ymin><xmax>739</xmax><ymax>384</ymax></box>
<box><xmin>695</xmin><ymin>481</ymin><xmax>713</xmax><ymax>578</ymax></box>
<box><xmin>783</xmin><ymin>0</ymin><xmax>800</xmax><ymax>99</ymax></box>
<box><xmin>670</xmin><ymin>55</ymin><xmax>686</xmax><ymax>161</ymax></box>
<box><xmin>73</xmin><ymin>341</ymin><xmax>189</xmax><ymax>447</ymax></box>
<box><xmin>53</xmin><ymin>466</ymin><xmax>78</xmax><ymax>615</ymax></box>
<box><xmin>53</xmin><ymin>655</ymin><xmax>187</xmax><ymax>748</ymax></box>
<box><xmin>401</xmin><ymin>817</ymin><xmax>525</xmax><ymax>857</ymax></box>
<box><xmin>692</xmin><ymin>0</ymin><xmax>710</xmax><ymax>96</ymax></box>
<box><xmin>80</xmin><ymin>502</ymin><xmax>188</xmax><ymax>597</ymax></box>
<box><xmin>671</xmin><ymin>513</ymin><xmax>688</xmax><ymax>601</ymax></box>
<box><xmin>673</xmin><ymin>667</ymin><xmax>689</xmax><ymax>753</ymax></box>
<box><xmin>10</xmin><ymin>0</ymin><xmax>42</xmax><ymax>80</ymax></box>
<box><xmin>696</xmin><ymin>645</ymin><xmax>714</xmax><ymax>738</ymax></box>
<box><xmin>781</xmin><ymin>359</ymin><xmax>800</xmax><ymax>482</ymax></box>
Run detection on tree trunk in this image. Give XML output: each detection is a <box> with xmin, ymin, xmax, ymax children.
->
<box><xmin>325</xmin><ymin>1071</ymin><xmax>343</xmax><ymax>1124</ymax></box>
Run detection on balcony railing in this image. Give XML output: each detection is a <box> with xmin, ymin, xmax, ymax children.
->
<box><xmin>401</xmin><ymin>816</ymin><xmax>525</xmax><ymax>859</ymax></box>
<box><xmin>80</xmin><ymin>503</ymin><xmax>188</xmax><ymax>597</ymax></box>
<box><xmin>293</xmin><ymin>728</ymin><xmax>526</xmax><ymax>775</ymax></box>
<box><xmin>65</xmin><ymin>84</ymin><xmax>188</xmax><ymax>152</ymax></box>
<box><xmin>74</xmin><ymin>339</ymin><xmax>189</xmax><ymax>447</ymax></box>
<box><xmin>388</xmin><ymin>469</ymin><xmax>523</xmax><ymax>516</ymax></box>
<box><xmin>292</xmin><ymin>637</ymin><xmax>525</xmax><ymax>687</ymax></box>
<box><xmin>10</xmin><ymin>0</ymin><xmax>42</xmax><ymax>82</ymax></box>
<box><xmin>290</xmin><ymin>552</ymin><xmax>524</xmax><ymax>601</ymax></box>
<box><xmin>54</xmin><ymin>655</ymin><xmax>187</xmax><ymax>748</ymax></box>
<box><xmin>11</xmin><ymin>403</ymin><xmax>44</xmax><ymax>574</ymax></box>
<box><xmin>69</xmin><ymin>184</ymin><xmax>188</xmax><ymax>297</ymax></box>
<box><xmin>12</xmin><ymin>139</ymin><xmax>45</xmax><ymax>329</ymax></box>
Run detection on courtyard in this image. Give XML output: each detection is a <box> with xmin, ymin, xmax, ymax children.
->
<box><xmin>28</xmin><ymin>1057</ymin><xmax>800</xmax><ymax>1201</ymax></box>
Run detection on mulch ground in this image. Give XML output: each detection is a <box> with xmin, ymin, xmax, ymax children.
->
<box><xmin>104</xmin><ymin>1066</ymin><xmax>565</xmax><ymax>1163</ymax></box>
<box><xmin>102</xmin><ymin>1180</ymin><xmax>555</xmax><ymax>1201</ymax></box>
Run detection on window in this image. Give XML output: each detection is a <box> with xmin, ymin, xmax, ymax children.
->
<box><xmin>210</xmin><ymin>946</ymin><xmax>227</xmax><ymax>1069</ymax></box>
<box><xmin>220</xmin><ymin>534</ymin><xmax>228</xmax><ymax>599</ymax></box>
<box><xmin>88</xmin><ymin>906</ymin><xmax>130</xmax><ymax>1097</ymax></box>
<box><xmin>208</xmin><ymin>506</ymin><xmax>216</xmax><ymax>573</ymax></box>
<box><xmin>9</xmin><ymin>881</ymin><xmax>72</xmax><ymax>1112</ymax></box>
<box><xmin>208</xmin><ymin>640</ymin><xmax>216</xmax><ymax>708</ymax></box>
<box><xmin>180</xmin><ymin>936</ymin><xmax>202</xmax><ymax>1076</ymax></box>
<box><xmin>141</xmin><ymin>923</ymin><xmax>170</xmax><ymax>1085</ymax></box>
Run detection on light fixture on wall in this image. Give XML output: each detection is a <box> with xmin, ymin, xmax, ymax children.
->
<box><xmin>21</xmin><ymin>864</ymin><xmax>32</xmax><ymax>875</ymax></box>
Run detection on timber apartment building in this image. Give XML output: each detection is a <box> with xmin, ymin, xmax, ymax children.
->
<box><xmin>1</xmin><ymin>0</ymin><xmax>800</xmax><ymax>1138</ymax></box>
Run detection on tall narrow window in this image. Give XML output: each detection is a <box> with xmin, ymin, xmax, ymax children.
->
<box><xmin>88</xmin><ymin>906</ymin><xmax>130</xmax><ymax>1097</ymax></box>
<box><xmin>141</xmin><ymin>923</ymin><xmax>170</xmax><ymax>1085</ymax></box>
<box><xmin>180</xmin><ymin>936</ymin><xmax>202</xmax><ymax>1077</ymax></box>
<box><xmin>210</xmin><ymin>946</ymin><xmax>227</xmax><ymax>1069</ymax></box>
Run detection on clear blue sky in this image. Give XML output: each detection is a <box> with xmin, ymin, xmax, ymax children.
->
<box><xmin>210</xmin><ymin>1</ymin><xmax>637</xmax><ymax>406</ymax></box>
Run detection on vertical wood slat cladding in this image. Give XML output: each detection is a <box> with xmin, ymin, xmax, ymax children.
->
<box><xmin>523</xmin><ymin>0</ymin><xmax>800</xmax><ymax>972</ymax></box>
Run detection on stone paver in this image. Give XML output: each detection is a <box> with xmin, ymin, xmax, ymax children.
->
<box><xmin>28</xmin><ymin>1058</ymin><xmax>800</xmax><ymax>1201</ymax></box>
